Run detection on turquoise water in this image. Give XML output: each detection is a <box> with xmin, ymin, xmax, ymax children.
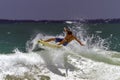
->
<box><xmin>0</xmin><ymin>22</ymin><xmax>66</xmax><ymax>53</ymax></box>
<box><xmin>0</xmin><ymin>22</ymin><xmax>120</xmax><ymax>53</ymax></box>
<box><xmin>86</xmin><ymin>23</ymin><xmax>120</xmax><ymax>51</ymax></box>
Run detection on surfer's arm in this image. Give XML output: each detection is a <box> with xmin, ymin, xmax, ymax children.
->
<box><xmin>74</xmin><ymin>36</ymin><xmax>84</xmax><ymax>46</ymax></box>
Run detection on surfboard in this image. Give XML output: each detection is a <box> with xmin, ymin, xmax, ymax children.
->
<box><xmin>38</xmin><ymin>40</ymin><xmax>62</xmax><ymax>48</ymax></box>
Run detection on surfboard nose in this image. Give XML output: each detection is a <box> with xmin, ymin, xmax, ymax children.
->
<box><xmin>38</xmin><ymin>40</ymin><xmax>40</xmax><ymax>43</ymax></box>
<box><xmin>38</xmin><ymin>40</ymin><xmax>42</xmax><ymax>43</ymax></box>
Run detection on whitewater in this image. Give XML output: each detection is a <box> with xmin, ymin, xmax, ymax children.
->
<box><xmin>0</xmin><ymin>22</ymin><xmax>120</xmax><ymax>80</ymax></box>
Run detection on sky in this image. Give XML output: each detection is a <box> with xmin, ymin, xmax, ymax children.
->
<box><xmin>0</xmin><ymin>0</ymin><xmax>120</xmax><ymax>20</ymax></box>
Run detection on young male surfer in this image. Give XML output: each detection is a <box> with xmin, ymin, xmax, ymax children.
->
<box><xmin>44</xmin><ymin>27</ymin><xmax>84</xmax><ymax>46</ymax></box>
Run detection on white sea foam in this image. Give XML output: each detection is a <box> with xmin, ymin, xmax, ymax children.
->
<box><xmin>1</xmin><ymin>49</ymin><xmax>120</xmax><ymax>80</ymax></box>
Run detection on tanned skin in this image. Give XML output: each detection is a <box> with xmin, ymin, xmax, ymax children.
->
<box><xmin>44</xmin><ymin>27</ymin><xmax>84</xmax><ymax>46</ymax></box>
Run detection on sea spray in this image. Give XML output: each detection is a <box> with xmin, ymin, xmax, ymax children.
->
<box><xmin>0</xmin><ymin>49</ymin><xmax>44</xmax><ymax>80</ymax></box>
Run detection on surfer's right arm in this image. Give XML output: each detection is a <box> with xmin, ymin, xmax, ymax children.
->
<box><xmin>74</xmin><ymin>36</ymin><xmax>84</xmax><ymax>46</ymax></box>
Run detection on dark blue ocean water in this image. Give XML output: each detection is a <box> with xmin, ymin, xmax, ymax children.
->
<box><xmin>0</xmin><ymin>22</ymin><xmax>120</xmax><ymax>53</ymax></box>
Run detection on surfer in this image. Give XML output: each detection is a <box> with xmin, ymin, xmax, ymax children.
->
<box><xmin>44</xmin><ymin>27</ymin><xmax>84</xmax><ymax>46</ymax></box>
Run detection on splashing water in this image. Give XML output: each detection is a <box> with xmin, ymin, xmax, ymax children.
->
<box><xmin>24</xmin><ymin>22</ymin><xmax>120</xmax><ymax>80</ymax></box>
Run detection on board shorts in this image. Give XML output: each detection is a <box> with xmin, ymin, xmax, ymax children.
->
<box><xmin>55</xmin><ymin>38</ymin><xmax>68</xmax><ymax>46</ymax></box>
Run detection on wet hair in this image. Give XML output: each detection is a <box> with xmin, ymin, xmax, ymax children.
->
<box><xmin>67</xmin><ymin>31</ymin><xmax>72</xmax><ymax>35</ymax></box>
<box><xmin>66</xmin><ymin>27</ymin><xmax>70</xmax><ymax>31</ymax></box>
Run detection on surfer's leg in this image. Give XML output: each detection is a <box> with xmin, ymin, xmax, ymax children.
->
<box><xmin>44</xmin><ymin>38</ymin><xmax>55</xmax><ymax>42</ymax></box>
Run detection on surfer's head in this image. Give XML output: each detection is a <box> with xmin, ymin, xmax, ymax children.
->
<box><xmin>67</xmin><ymin>31</ymin><xmax>72</xmax><ymax>35</ymax></box>
<box><xmin>64</xmin><ymin>27</ymin><xmax>72</xmax><ymax>35</ymax></box>
<box><xmin>64</xmin><ymin>27</ymin><xmax>70</xmax><ymax>32</ymax></box>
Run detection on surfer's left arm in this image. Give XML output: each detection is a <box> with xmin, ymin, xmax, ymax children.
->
<box><xmin>74</xmin><ymin>36</ymin><xmax>84</xmax><ymax>46</ymax></box>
